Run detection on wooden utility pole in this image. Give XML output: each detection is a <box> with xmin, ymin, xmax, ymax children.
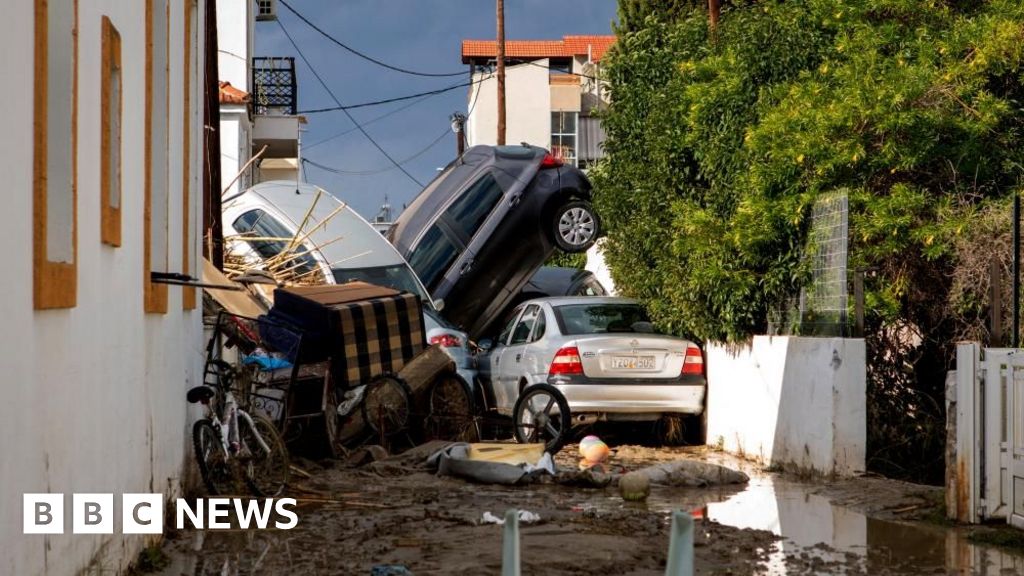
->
<box><xmin>496</xmin><ymin>0</ymin><xmax>506</xmax><ymax>145</ymax></box>
<box><xmin>708</xmin><ymin>0</ymin><xmax>720</xmax><ymax>39</ymax></box>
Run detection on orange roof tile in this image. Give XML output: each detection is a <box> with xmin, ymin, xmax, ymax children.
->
<box><xmin>461</xmin><ymin>35</ymin><xmax>615</xmax><ymax>64</ymax></box>
<box><xmin>218</xmin><ymin>81</ymin><xmax>250</xmax><ymax>105</ymax></box>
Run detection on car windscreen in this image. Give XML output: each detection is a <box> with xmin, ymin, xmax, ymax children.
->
<box><xmin>233</xmin><ymin>209</ymin><xmax>320</xmax><ymax>276</ymax></box>
<box><xmin>552</xmin><ymin>303</ymin><xmax>657</xmax><ymax>335</ymax></box>
<box><xmin>332</xmin><ymin>264</ymin><xmax>430</xmax><ymax>302</ymax></box>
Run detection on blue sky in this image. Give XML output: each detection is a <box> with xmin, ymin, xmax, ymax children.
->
<box><xmin>255</xmin><ymin>0</ymin><xmax>618</xmax><ymax>219</ymax></box>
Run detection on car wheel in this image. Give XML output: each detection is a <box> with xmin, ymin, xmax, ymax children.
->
<box><xmin>513</xmin><ymin>383</ymin><xmax>571</xmax><ymax>454</ymax></box>
<box><xmin>552</xmin><ymin>200</ymin><xmax>599</xmax><ymax>253</ymax></box>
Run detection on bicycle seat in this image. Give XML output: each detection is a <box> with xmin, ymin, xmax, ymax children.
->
<box><xmin>186</xmin><ymin>385</ymin><xmax>216</xmax><ymax>404</ymax></box>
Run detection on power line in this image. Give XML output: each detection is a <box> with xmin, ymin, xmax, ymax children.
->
<box><xmin>304</xmin><ymin>93</ymin><xmax>435</xmax><ymax>150</ymax></box>
<box><xmin>276</xmin><ymin>18</ymin><xmax>425</xmax><ymax>187</ymax></box>
<box><xmin>278</xmin><ymin>0</ymin><xmax>465</xmax><ymax>78</ymax></box>
<box><xmin>304</xmin><ymin>125</ymin><xmax>452</xmax><ymax>176</ymax></box>
<box><xmin>297</xmin><ymin>80</ymin><xmax>474</xmax><ymax>115</ymax></box>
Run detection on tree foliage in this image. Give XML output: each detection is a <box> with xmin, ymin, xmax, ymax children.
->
<box><xmin>597</xmin><ymin>0</ymin><xmax>1024</xmax><ymax>482</ymax></box>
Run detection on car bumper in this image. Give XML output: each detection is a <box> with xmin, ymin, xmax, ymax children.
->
<box><xmin>546</xmin><ymin>374</ymin><xmax>706</xmax><ymax>415</ymax></box>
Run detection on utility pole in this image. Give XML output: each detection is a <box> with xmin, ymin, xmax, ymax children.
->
<box><xmin>450</xmin><ymin>112</ymin><xmax>466</xmax><ymax>157</ymax></box>
<box><xmin>496</xmin><ymin>0</ymin><xmax>506</xmax><ymax>145</ymax></box>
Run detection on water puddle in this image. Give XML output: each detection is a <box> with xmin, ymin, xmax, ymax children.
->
<box><xmin>649</xmin><ymin>477</ymin><xmax>1024</xmax><ymax>575</ymax></box>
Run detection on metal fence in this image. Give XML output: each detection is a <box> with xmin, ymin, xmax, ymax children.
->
<box><xmin>768</xmin><ymin>190</ymin><xmax>851</xmax><ymax>337</ymax></box>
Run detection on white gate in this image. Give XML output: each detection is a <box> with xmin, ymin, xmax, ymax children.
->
<box><xmin>1009</xmin><ymin>355</ymin><xmax>1024</xmax><ymax>528</ymax></box>
<box><xmin>954</xmin><ymin>344</ymin><xmax>1024</xmax><ymax>527</ymax></box>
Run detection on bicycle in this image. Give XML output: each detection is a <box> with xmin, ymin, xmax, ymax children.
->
<box><xmin>187</xmin><ymin>360</ymin><xmax>290</xmax><ymax>496</ymax></box>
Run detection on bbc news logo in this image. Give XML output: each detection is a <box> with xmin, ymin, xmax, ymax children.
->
<box><xmin>23</xmin><ymin>494</ymin><xmax>298</xmax><ymax>534</ymax></box>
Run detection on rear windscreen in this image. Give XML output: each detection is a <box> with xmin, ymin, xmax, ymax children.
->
<box><xmin>553</xmin><ymin>303</ymin><xmax>654</xmax><ymax>335</ymax></box>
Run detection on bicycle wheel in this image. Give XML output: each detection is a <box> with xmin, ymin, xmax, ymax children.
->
<box><xmin>240</xmin><ymin>414</ymin><xmax>290</xmax><ymax>497</ymax></box>
<box><xmin>426</xmin><ymin>374</ymin><xmax>478</xmax><ymax>442</ymax></box>
<box><xmin>361</xmin><ymin>375</ymin><xmax>412</xmax><ymax>437</ymax></box>
<box><xmin>513</xmin><ymin>383</ymin><xmax>572</xmax><ymax>455</ymax></box>
<box><xmin>193</xmin><ymin>419</ymin><xmax>232</xmax><ymax>495</ymax></box>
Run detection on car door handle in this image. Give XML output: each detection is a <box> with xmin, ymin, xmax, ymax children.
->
<box><xmin>509</xmin><ymin>193</ymin><xmax>521</xmax><ymax>207</ymax></box>
<box><xmin>459</xmin><ymin>259</ymin><xmax>474</xmax><ymax>276</ymax></box>
<box><xmin>515</xmin><ymin>353</ymin><xmax>522</xmax><ymax>362</ymax></box>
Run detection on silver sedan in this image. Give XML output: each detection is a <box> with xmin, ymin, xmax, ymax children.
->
<box><xmin>477</xmin><ymin>297</ymin><xmax>706</xmax><ymax>448</ymax></box>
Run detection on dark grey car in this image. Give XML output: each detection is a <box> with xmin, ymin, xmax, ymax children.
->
<box><xmin>388</xmin><ymin>145</ymin><xmax>599</xmax><ymax>338</ymax></box>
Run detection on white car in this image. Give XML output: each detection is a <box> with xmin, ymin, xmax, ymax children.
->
<box><xmin>222</xmin><ymin>181</ymin><xmax>477</xmax><ymax>392</ymax></box>
<box><xmin>477</xmin><ymin>297</ymin><xmax>706</xmax><ymax>451</ymax></box>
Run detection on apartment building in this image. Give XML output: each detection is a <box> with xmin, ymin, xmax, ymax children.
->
<box><xmin>461</xmin><ymin>35</ymin><xmax>615</xmax><ymax>168</ymax></box>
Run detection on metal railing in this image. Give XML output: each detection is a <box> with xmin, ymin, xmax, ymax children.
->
<box><xmin>252</xmin><ymin>56</ymin><xmax>297</xmax><ymax>115</ymax></box>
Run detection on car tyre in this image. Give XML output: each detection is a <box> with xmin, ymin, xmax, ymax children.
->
<box><xmin>513</xmin><ymin>383</ymin><xmax>572</xmax><ymax>454</ymax></box>
<box><xmin>552</xmin><ymin>200</ymin><xmax>599</xmax><ymax>253</ymax></box>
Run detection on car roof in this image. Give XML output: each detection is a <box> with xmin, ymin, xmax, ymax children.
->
<box><xmin>523</xmin><ymin>266</ymin><xmax>594</xmax><ymax>296</ymax></box>
<box><xmin>236</xmin><ymin>181</ymin><xmax>407</xmax><ymax>270</ymax></box>
<box><xmin>520</xmin><ymin>296</ymin><xmax>640</xmax><ymax>307</ymax></box>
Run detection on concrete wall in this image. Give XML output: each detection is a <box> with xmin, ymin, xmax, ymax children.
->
<box><xmin>467</xmin><ymin>60</ymin><xmax>551</xmax><ymax>148</ymax></box>
<box><xmin>0</xmin><ymin>1</ymin><xmax>206</xmax><ymax>574</ymax></box>
<box><xmin>706</xmin><ymin>336</ymin><xmax>866</xmax><ymax>476</ymax></box>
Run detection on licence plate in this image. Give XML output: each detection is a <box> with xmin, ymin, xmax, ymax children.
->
<box><xmin>610</xmin><ymin>356</ymin><xmax>655</xmax><ymax>370</ymax></box>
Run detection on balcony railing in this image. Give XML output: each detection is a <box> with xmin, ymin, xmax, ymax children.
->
<box><xmin>252</xmin><ymin>57</ymin><xmax>296</xmax><ymax>115</ymax></box>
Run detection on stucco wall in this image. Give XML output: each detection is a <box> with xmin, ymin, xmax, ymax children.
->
<box><xmin>467</xmin><ymin>60</ymin><xmax>552</xmax><ymax>148</ymax></box>
<box><xmin>706</xmin><ymin>336</ymin><xmax>866</xmax><ymax>476</ymax></box>
<box><xmin>0</xmin><ymin>1</ymin><xmax>206</xmax><ymax>574</ymax></box>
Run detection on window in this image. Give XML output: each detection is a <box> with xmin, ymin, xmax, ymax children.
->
<box><xmin>530</xmin><ymin>309</ymin><xmax>547</xmax><ymax>342</ymax></box>
<box><xmin>497</xmin><ymin>306</ymin><xmax>523</xmax><ymax>345</ymax></box>
<box><xmin>33</xmin><ymin>0</ymin><xmax>79</xmax><ymax>309</ymax></box>
<box><xmin>549</xmin><ymin>59</ymin><xmax>573</xmax><ymax>75</ymax></box>
<box><xmin>445</xmin><ymin>173</ymin><xmax>503</xmax><ymax>239</ymax></box>
<box><xmin>408</xmin><ymin>226</ymin><xmax>459</xmax><ymax>292</ymax></box>
<box><xmin>332</xmin><ymin>264</ymin><xmax>429</xmax><ymax>302</ymax></box>
<box><xmin>233</xmin><ymin>210</ymin><xmax>319</xmax><ymax>277</ymax></box>
<box><xmin>551</xmin><ymin>112</ymin><xmax>578</xmax><ymax>166</ymax></box>
<box><xmin>144</xmin><ymin>0</ymin><xmax>169</xmax><ymax>313</ymax></box>
<box><xmin>510</xmin><ymin>305</ymin><xmax>540</xmax><ymax>345</ymax></box>
<box><xmin>182</xmin><ymin>0</ymin><xmax>197</xmax><ymax>309</ymax></box>
<box><xmin>100</xmin><ymin>16</ymin><xmax>121</xmax><ymax>247</ymax></box>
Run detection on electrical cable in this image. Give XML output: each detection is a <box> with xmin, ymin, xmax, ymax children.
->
<box><xmin>277</xmin><ymin>18</ymin><xmax>426</xmax><ymax>187</ymax></box>
<box><xmin>279</xmin><ymin>0</ymin><xmax>465</xmax><ymax>78</ymax></box>
<box><xmin>302</xmin><ymin>71</ymin><xmax>488</xmax><ymax>176</ymax></box>
<box><xmin>297</xmin><ymin>80</ymin><xmax>475</xmax><ymax>115</ymax></box>
<box><xmin>303</xmin><ymin>126</ymin><xmax>451</xmax><ymax>176</ymax></box>
<box><xmin>304</xmin><ymin>93</ymin><xmax>435</xmax><ymax>150</ymax></box>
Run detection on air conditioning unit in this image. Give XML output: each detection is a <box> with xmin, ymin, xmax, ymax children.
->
<box><xmin>255</xmin><ymin>0</ymin><xmax>277</xmax><ymax>22</ymax></box>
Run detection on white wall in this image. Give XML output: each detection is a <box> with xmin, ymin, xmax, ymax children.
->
<box><xmin>216</xmin><ymin>0</ymin><xmax>252</xmax><ymax>91</ymax></box>
<box><xmin>706</xmin><ymin>337</ymin><xmax>866</xmax><ymax>476</ymax></box>
<box><xmin>467</xmin><ymin>60</ymin><xmax>551</xmax><ymax>148</ymax></box>
<box><xmin>0</xmin><ymin>1</ymin><xmax>206</xmax><ymax>574</ymax></box>
<box><xmin>219</xmin><ymin>109</ymin><xmax>250</xmax><ymax>198</ymax></box>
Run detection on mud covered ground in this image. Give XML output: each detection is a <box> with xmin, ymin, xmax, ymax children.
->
<box><xmin>152</xmin><ymin>442</ymin><xmax>1022</xmax><ymax>576</ymax></box>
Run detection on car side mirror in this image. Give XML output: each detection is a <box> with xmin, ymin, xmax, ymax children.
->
<box><xmin>478</xmin><ymin>338</ymin><xmax>494</xmax><ymax>352</ymax></box>
<box><xmin>432</xmin><ymin>298</ymin><xmax>445</xmax><ymax>312</ymax></box>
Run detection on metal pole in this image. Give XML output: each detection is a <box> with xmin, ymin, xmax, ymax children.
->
<box><xmin>991</xmin><ymin>259</ymin><xmax>1003</xmax><ymax>347</ymax></box>
<box><xmin>496</xmin><ymin>0</ymin><xmax>506</xmax><ymax>145</ymax></box>
<box><xmin>1014</xmin><ymin>190</ymin><xmax>1020</xmax><ymax>347</ymax></box>
<box><xmin>501</xmin><ymin>509</ymin><xmax>520</xmax><ymax>576</ymax></box>
<box><xmin>665</xmin><ymin>510</ymin><xmax>695</xmax><ymax>576</ymax></box>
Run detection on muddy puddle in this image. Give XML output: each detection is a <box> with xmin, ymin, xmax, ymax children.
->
<box><xmin>644</xmin><ymin>477</ymin><xmax>1024</xmax><ymax>575</ymax></box>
